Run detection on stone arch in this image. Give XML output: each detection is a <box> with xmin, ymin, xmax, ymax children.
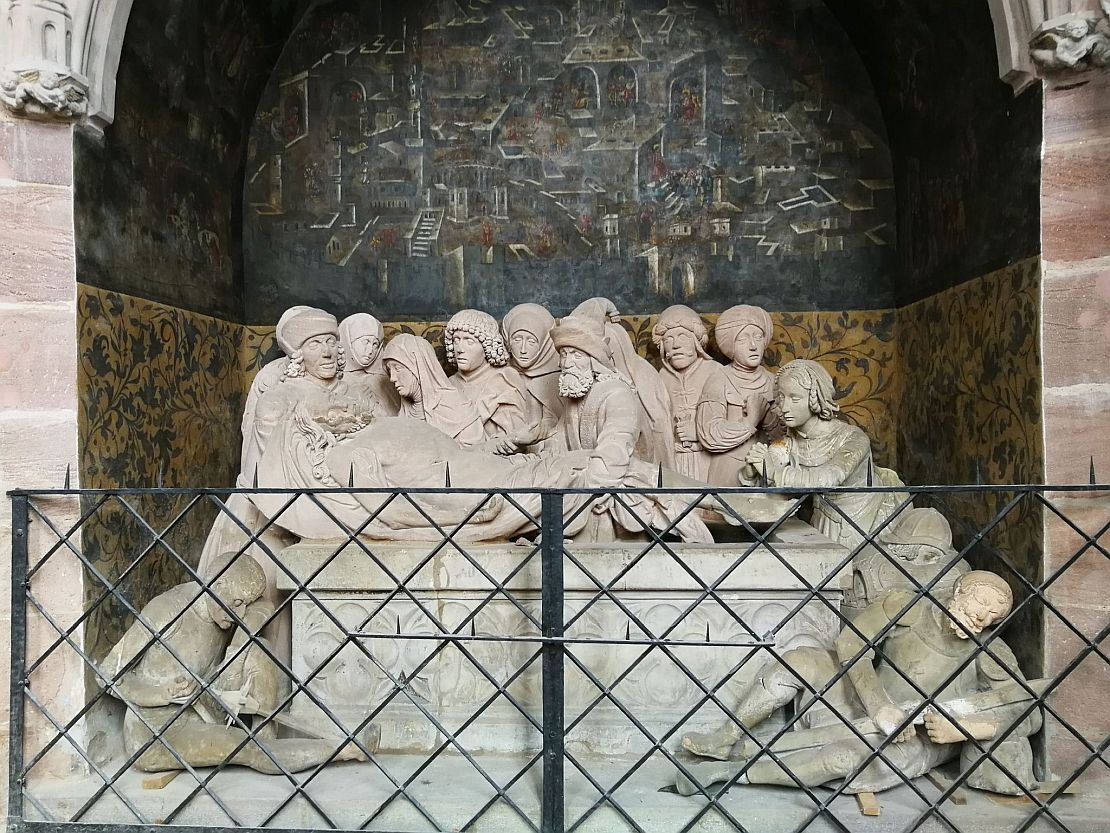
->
<box><xmin>81</xmin><ymin>0</ymin><xmax>137</xmax><ymax>126</ymax></box>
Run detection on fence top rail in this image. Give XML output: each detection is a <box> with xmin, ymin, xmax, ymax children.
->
<box><xmin>8</xmin><ymin>483</ymin><xmax>1110</xmax><ymax>498</ymax></box>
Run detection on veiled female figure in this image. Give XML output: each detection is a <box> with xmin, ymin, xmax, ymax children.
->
<box><xmin>339</xmin><ymin>313</ymin><xmax>401</xmax><ymax>415</ymax></box>
<box><xmin>745</xmin><ymin>359</ymin><xmax>903</xmax><ymax>549</ymax></box>
<box><xmin>502</xmin><ymin>303</ymin><xmax>563</xmax><ymax>451</ymax></box>
<box><xmin>380</xmin><ymin>333</ymin><xmax>486</xmax><ymax>447</ymax></box>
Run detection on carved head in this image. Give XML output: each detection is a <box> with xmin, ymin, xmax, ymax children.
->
<box><xmin>445</xmin><ymin>309</ymin><xmax>509</xmax><ymax>371</ymax></box>
<box><xmin>715</xmin><ymin>305</ymin><xmax>772</xmax><ymax>371</ymax></box>
<box><xmin>557</xmin><ymin>347</ymin><xmax>604</xmax><ymax>399</ymax></box>
<box><xmin>775</xmin><ymin>359</ymin><xmax>838</xmax><ymax>429</ymax></box>
<box><xmin>880</xmin><ymin>508</ymin><xmax>954</xmax><ymax>563</ymax></box>
<box><xmin>339</xmin><ymin>313</ymin><xmax>385</xmax><ymax>370</ymax></box>
<box><xmin>502</xmin><ymin>303</ymin><xmax>557</xmax><ymax>371</ymax></box>
<box><xmin>201</xmin><ymin>552</ymin><xmax>267</xmax><ymax>630</ymax></box>
<box><xmin>652</xmin><ymin>305</ymin><xmax>708</xmax><ymax>372</ymax></box>
<box><xmin>279</xmin><ymin>308</ymin><xmax>344</xmax><ymax>382</ymax></box>
<box><xmin>947</xmin><ymin>571</ymin><xmax>1013</xmax><ymax>639</ymax></box>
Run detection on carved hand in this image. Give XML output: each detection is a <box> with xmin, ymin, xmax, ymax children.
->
<box><xmin>873</xmin><ymin>704</ymin><xmax>915</xmax><ymax>743</ymax></box>
<box><xmin>167</xmin><ymin>674</ymin><xmax>201</xmax><ymax>702</ymax></box>
<box><xmin>745</xmin><ymin>442</ymin><xmax>769</xmax><ymax>468</ymax></box>
<box><xmin>674</xmin><ymin>413</ymin><xmax>697</xmax><ymax>445</ymax></box>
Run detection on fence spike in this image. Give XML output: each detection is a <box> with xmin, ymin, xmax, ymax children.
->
<box><xmin>63</xmin><ymin>464</ymin><xmax>70</xmax><ymax>490</ymax></box>
<box><xmin>471</xmin><ymin>619</ymin><xmax>476</xmax><ymax>638</ymax></box>
<box><xmin>657</xmin><ymin>462</ymin><xmax>664</xmax><ymax>489</ymax></box>
<box><xmin>974</xmin><ymin>460</ymin><xmax>982</xmax><ymax>486</ymax></box>
<box><xmin>396</xmin><ymin>614</ymin><xmax>402</xmax><ymax>635</ymax></box>
<box><xmin>1091</xmin><ymin>456</ymin><xmax>1098</xmax><ymax>486</ymax></box>
<box><xmin>157</xmin><ymin>463</ymin><xmax>164</xmax><ymax>489</ymax></box>
<box><xmin>625</xmin><ymin>621</ymin><xmax>630</xmax><ymax>641</ymax></box>
<box><xmin>705</xmin><ymin>620</ymin><xmax>711</xmax><ymax>642</ymax></box>
<box><xmin>253</xmin><ymin>464</ymin><xmax>259</xmax><ymax>489</ymax></box>
<box><xmin>866</xmin><ymin>456</ymin><xmax>874</xmax><ymax>487</ymax></box>
<box><xmin>762</xmin><ymin>454</ymin><xmax>769</xmax><ymax>487</ymax></box>
<box><xmin>445</xmin><ymin>462</ymin><xmax>452</xmax><ymax>488</ymax></box>
<box><xmin>348</xmin><ymin>463</ymin><xmax>355</xmax><ymax>488</ymax></box>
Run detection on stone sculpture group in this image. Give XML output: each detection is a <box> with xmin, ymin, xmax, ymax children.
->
<box><xmin>100</xmin><ymin>297</ymin><xmax>1044</xmax><ymax>800</ymax></box>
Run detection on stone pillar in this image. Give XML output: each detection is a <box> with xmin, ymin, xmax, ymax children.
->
<box><xmin>0</xmin><ymin>91</ymin><xmax>86</xmax><ymax>816</ymax></box>
<box><xmin>1040</xmin><ymin>69</ymin><xmax>1110</xmax><ymax>782</ymax></box>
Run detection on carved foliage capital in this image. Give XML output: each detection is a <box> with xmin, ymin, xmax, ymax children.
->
<box><xmin>0</xmin><ymin>66</ymin><xmax>89</xmax><ymax>119</ymax></box>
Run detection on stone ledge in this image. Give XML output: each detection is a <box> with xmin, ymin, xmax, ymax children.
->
<box><xmin>275</xmin><ymin>523</ymin><xmax>851</xmax><ymax>594</ymax></box>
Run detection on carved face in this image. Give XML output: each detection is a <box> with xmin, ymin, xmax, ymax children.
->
<box><xmin>731</xmin><ymin>324</ymin><xmax>766</xmax><ymax>371</ymax></box>
<box><xmin>946</xmin><ymin>585</ymin><xmax>1010</xmax><ymax>639</ymax></box>
<box><xmin>205</xmin><ymin>574</ymin><xmax>260</xmax><ymax>630</ymax></box>
<box><xmin>384</xmin><ymin>359</ymin><xmax>419</xmax><ymax>399</ymax></box>
<box><xmin>301</xmin><ymin>334</ymin><xmax>339</xmax><ymax>380</ymax></box>
<box><xmin>558</xmin><ymin>348</ymin><xmax>594</xmax><ymax>399</ymax></box>
<box><xmin>349</xmin><ymin>333</ymin><xmax>382</xmax><ymax>368</ymax></box>
<box><xmin>509</xmin><ymin>330</ymin><xmax>541</xmax><ymax>369</ymax></box>
<box><xmin>451</xmin><ymin>331</ymin><xmax>486</xmax><ymax>372</ymax></box>
<box><xmin>662</xmin><ymin>329</ymin><xmax>699</xmax><ymax>371</ymax></box>
<box><xmin>776</xmin><ymin>375</ymin><xmax>812</xmax><ymax>429</ymax></box>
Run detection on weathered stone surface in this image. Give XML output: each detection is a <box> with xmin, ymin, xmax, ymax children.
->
<box><xmin>0</xmin><ymin>180</ymin><xmax>75</xmax><ymax>305</ymax></box>
<box><xmin>1042</xmin><ymin>257</ymin><xmax>1110</xmax><ymax>387</ymax></box>
<box><xmin>0</xmin><ymin>411</ymin><xmax>79</xmax><ymax>492</ymax></box>
<box><xmin>1043</xmin><ymin>384</ymin><xmax>1110</xmax><ymax>485</ymax></box>
<box><xmin>1044</xmin><ymin>495</ymin><xmax>1110</xmax><ymax>609</ymax></box>
<box><xmin>1044</xmin><ymin>72</ymin><xmax>1110</xmax><ymax>145</ymax></box>
<box><xmin>1042</xmin><ymin>136</ymin><xmax>1110</xmax><ymax>263</ymax></box>
<box><xmin>0</xmin><ymin>117</ymin><xmax>73</xmax><ymax>186</ymax></box>
<box><xmin>0</xmin><ymin>305</ymin><xmax>78</xmax><ymax>410</ymax></box>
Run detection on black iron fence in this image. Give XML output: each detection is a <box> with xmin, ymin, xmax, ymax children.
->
<box><xmin>7</xmin><ymin>483</ymin><xmax>1109</xmax><ymax>833</ymax></box>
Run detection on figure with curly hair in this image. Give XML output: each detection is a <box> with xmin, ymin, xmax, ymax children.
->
<box><xmin>745</xmin><ymin>359</ymin><xmax>903</xmax><ymax>548</ymax></box>
<box><xmin>445</xmin><ymin>309</ymin><xmax>529</xmax><ymax>451</ymax></box>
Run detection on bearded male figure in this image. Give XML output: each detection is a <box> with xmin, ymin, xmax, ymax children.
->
<box><xmin>550</xmin><ymin>308</ymin><xmax>712</xmax><ymax>544</ymax></box>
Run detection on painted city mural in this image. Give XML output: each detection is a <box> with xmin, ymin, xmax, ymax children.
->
<box><xmin>244</xmin><ymin>0</ymin><xmax>895</xmax><ymax>321</ymax></box>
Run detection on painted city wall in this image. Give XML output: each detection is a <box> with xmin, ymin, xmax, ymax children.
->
<box><xmin>243</xmin><ymin>0</ymin><xmax>896</xmax><ymax>323</ymax></box>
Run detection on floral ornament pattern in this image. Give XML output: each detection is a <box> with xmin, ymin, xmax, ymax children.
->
<box><xmin>896</xmin><ymin>258</ymin><xmax>1043</xmax><ymax>671</ymax></box>
<box><xmin>78</xmin><ymin>285</ymin><xmax>245</xmax><ymax>656</ymax></box>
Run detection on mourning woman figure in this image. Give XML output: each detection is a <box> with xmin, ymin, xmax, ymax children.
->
<box><xmin>339</xmin><ymin>312</ymin><xmax>401</xmax><ymax>416</ymax></box>
<box><xmin>502</xmin><ymin>303</ymin><xmax>564</xmax><ymax>451</ymax></box>
<box><xmin>445</xmin><ymin>309</ymin><xmax>529</xmax><ymax>443</ymax></box>
<box><xmin>745</xmin><ymin>359</ymin><xmax>902</xmax><ymax>549</ymax></box>
<box><xmin>380</xmin><ymin>333</ymin><xmax>486</xmax><ymax>447</ymax></box>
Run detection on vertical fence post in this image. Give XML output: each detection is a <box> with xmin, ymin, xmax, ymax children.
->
<box><xmin>540</xmin><ymin>491</ymin><xmax>565</xmax><ymax>833</ymax></box>
<box><xmin>9</xmin><ymin>494</ymin><xmax>29</xmax><ymax>829</ymax></box>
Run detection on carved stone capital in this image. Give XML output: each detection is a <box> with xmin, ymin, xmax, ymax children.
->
<box><xmin>1030</xmin><ymin>2</ymin><xmax>1110</xmax><ymax>76</ymax></box>
<box><xmin>0</xmin><ymin>65</ymin><xmax>88</xmax><ymax>119</ymax></box>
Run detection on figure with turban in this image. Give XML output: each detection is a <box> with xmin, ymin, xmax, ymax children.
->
<box><xmin>745</xmin><ymin>359</ymin><xmax>904</xmax><ymax>549</ymax></box>
<box><xmin>445</xmin><ymin>309</ymin><xmax>529</xmax><ymax>449</ymax></box>
<box><xmin>339</xmin><ymin>313</ymin><xmax>401</xmax><ymax>416</ymax></box>
<box><xmin>501</xmin><ymin>303</ymin><xmax>564</xmax><ymax>452</ymax></box>
<box><xmin>569</xmin><ymin>297</ymin><xmax>674</xmax><ymax>467</ymax></box>
<box><xmin>202</xmin><ymin>307</ymin><xmax>377</xmax><ymax>661</ymax></box>
<box><xmin>695</xmin><ymin>304</ymin><xmax>783</xmax><ymax>486</ymax></box>
<box><xmin>380</xmin><ymin>333</ymin><xmax>485</xmax><ymax>447</ymax></box>
<box><xmin>550</xmin><ymin>307</ymin><xmax>712</xmax><ymax>543</ymax></box>
<box><xmin>653</xmin><ymin>305</ymin><xmax>720</xmax><ymax>480</ymax></box>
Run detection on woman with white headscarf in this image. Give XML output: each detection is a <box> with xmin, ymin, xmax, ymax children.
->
<box><xmin>339</xmin><ymin>312</ymin><xmax>401</xmax><ymax>416</ymax></box>
<box><xmin>695</xmin><ymin>304</ymin><xmax>784</xmax><ymax>486</ymax></box>
<box><xmin>380</xmin><ymin>333</ymin><xmax>486</xmax><ymax>447</ymax></box>
<box><xmin>502</xmin><ymin>303</ymin><xmax>564</xmax><ymax>452</ymax></box>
